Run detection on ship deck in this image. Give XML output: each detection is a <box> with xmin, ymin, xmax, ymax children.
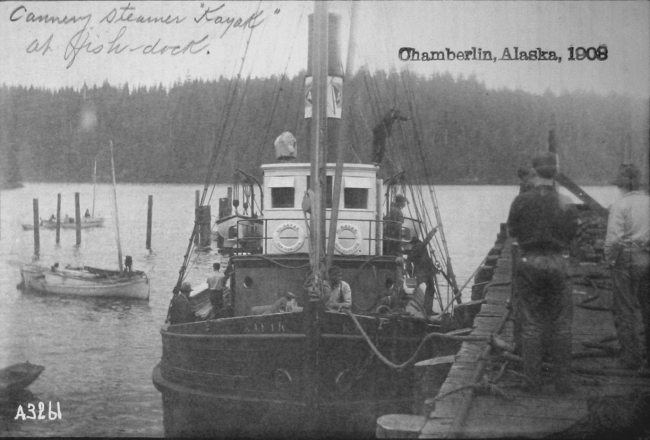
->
<box><xmin>379</xmin><ymin>237</ymin><xmax>650</xmax><ymax>438</ymax></box>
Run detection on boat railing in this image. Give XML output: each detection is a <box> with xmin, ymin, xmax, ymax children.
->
<box><xmin>232</xmin><ymin>217</ymin><xmax>417</xmax><ymax>256</ymax></box>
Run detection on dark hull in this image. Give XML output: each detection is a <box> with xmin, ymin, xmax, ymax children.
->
<box><xmin>0</xmin><ymin>362</ymin><xmax>45</xmax><ymax>395</ymax></box>
<box><xmin>153</xmin><ymin>311</ymin><xmax>459</xmax><ymax>437</ymax></box>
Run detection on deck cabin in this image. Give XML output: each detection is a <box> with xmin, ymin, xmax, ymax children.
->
<box><xmin>226</xmin><ymin>162</ymin><xmax>419</xmax><ymax>257</ymax></box>
<box><xmin>218</xmin><ymin>161</ymin><xmax>425</xmax><ymax>317</ymax></box>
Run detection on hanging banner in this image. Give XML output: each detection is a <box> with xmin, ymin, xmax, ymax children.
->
<box><xmin>304</xmin><ymin>76</ymin><xmax>343</xmax><ymax>119</ymax></box>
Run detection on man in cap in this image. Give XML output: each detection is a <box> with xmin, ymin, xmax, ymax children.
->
<box><xmin>605</xmin><ymin>164</ymin><xmax>650</xmax><ymax>370</ymax></box>
<box><xmin>384</xmin><ymin>194</ymin><xmax>408</xmax><ymax>255</ymax></box>
<box><xmin>169</xmin><ymin>281</ymin><xmax>194</xmax><ymax>325</ymax></box>
<box><xmin>325</xmin><ymin>266</ymin><xmax>352</xmax><ymax>312</ymax></box>
<box><xmin>507</xmin><ymin>152</ymin><xmax>579</xmax><ymax>394</ymax></box>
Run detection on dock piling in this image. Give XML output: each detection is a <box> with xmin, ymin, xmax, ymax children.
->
<box><xmin>33</xmin><ymin>198</ymin><xmax>40</xmax><ymax>255</ymax></box>
<box><xmin>75</xmin><ymin>192</ymin><xmax>81</xmax><ymax>244</ymax></box>
<box><xmin>146</xmin><ymin>195</ymin><xmax>153</xmax><ymax>250</ymax></box>
<box><xmin>56</xmin><ymin>193</ymin><xmax>61</xmax><ymax>244</ymax></box>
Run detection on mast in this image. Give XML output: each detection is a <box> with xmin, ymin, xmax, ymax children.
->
<box><xmin>304</xmin><ymin>0</ymin><xmax>328</xmax><ymax>432</ymax></box>
<box><xmin>92</xmin><ymin>160</ymin><xmax>97</xmax><ymax>218</ymax></box>
<box><xmin>326</xmin><ymin>0</ymin><xmax>359</xmax><ymax>269</ymax></box>
<box><xmin>109</xmin><ymin>141</ymin><xmax>124</xmax><ymax>271</ymax></box>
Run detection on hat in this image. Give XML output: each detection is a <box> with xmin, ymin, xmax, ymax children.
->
<box><xmin>180</xmin><ymin>281</ymin><xmax>193</xmax><ymax>292</ymax></box>
<box><xmin>612</xmin><ymin>164</ymin><xmax>641</xmax><ymax>190</ymax></box>
<box><xmin>532</xmin><ymin>153</ymin><xmax>558</xmax><ymax>179</ymax></box>
<box><xmin>285</xmin><ymin>292</ymin><xmax>296</xmax><ymax>299</ymax></box>
<box><xmin>329</xmin><ymin>265</ymin><xmax>343</xmax><ymax>276</ymax></box>
<box><xmin>394</xmin><ymin>194</ymin><xmax>409</xmax><ymax>204</ymax></box>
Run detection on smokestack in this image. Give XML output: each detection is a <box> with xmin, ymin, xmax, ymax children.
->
<box><xmin>305</xmin><ymin>13</ymin><xmax>343</xmax><ymax>164</ymax></box>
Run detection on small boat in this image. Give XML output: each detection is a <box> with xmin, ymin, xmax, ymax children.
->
<box><xmin>20</xmin><ymin>263</ymin><xmax>150</xmax><ymax>300</ymax></box>
<box><xmin>21</xmin><ymin>217</ymin><xmax>105</xmax><ymax>231</ymax></box>
<box><xmin>0</xmin><ymin>362</ymin><xmax>45</xmax><ymax>395</ymax></box>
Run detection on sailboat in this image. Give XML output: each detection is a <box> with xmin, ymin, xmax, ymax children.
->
<box><xmin>21</xmin><ymin>160</ymin><xmax>106</xmax><ymax>231</ymax></box>
<box><xmin>153</xmin><ymin>3</ymin><xmax>469</xmax><ymax>436</ymax></box>
<box><xmin>19</xmin><ymin>142</ymin><xmax>150</xmax><ymax>300</ymax></box>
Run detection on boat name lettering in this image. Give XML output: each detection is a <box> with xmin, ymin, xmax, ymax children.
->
<box><xmin>15</xmin><ymin>402</ymin><xmax>62</xmax><ymax>421</ymax></box>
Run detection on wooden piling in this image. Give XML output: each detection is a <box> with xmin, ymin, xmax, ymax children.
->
<box><xmin>146</xmin><ymin>195</ymin><xmax>153</xmax><ymax>250</ymax></box>
<box><xmin>33</xmin><ymin>198</ymin><xmax>40</xmax><ymax>255</ymax></box>
<box><xmin>75</xmin><ymin>192</ymin><xmax>81</xmax><ymax>244</ymax></box>
<box><xmin>195</xmin><ymin>190</ymin><xmax>200</xmax><ymax>208</ymax></box>
<box><xmin>56</xmin><ymin>193</ymin><xmax>61</xmax><ymax>244</ymax></box>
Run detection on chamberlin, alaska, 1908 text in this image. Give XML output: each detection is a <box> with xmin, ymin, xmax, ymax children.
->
<box><xmin>399</xmin><ymin>47</ymin><xmax>564</xmax><ymax>63</ymax></box>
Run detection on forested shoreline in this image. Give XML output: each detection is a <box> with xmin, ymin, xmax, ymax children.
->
<box><xmin>1</xmin><ymin>70</ymin><xmax>648</xmax><ymax>187</ymax></box>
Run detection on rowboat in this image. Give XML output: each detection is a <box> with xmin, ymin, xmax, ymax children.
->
<box><xmin>0</xmin><ymin>362</ymin><xmax>45</xmax><ymax>395</ymax></box>
<box><xmin>21</xmin><ymin>217</ymin><xmax>105</xmax><ymax>231</ymax></box>
<box><xmin>20</xmin><ymin>264</ymin><xmax>150</xmax><ymax>300</ymax></box>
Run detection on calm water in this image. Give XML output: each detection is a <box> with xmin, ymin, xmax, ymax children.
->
<box><xmin>0</xmin><ymin>182</ymin><xmax>620</xmax><ymax>436</ymax></box>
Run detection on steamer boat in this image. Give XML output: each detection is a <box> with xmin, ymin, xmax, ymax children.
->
<box><xmin>153</xmin><ymin>3</ymin><xmax>473</xmax><ymax>436</ymax></box>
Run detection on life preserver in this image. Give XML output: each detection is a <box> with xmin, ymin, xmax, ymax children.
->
<box><xmin>273</xmin><ymin>222</ymin><xmax>306</xmax><ymax>253</ymax></box>
<box><xmin>335</xmin><ymin>223</ymin><xmax>363</xmax><ymax>255</ymax></box>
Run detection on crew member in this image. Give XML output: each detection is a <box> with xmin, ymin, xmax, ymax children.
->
<box><xmin>407</xmin><ymin>227</ymin><xmax>438</xmax><ymax>314</ymax></box>
<box><xmin>507</xmin><ymin>152</ymin><xmax>579</xmax><ymax>394</ymax></box>
<box><xmin>605</xmin><ymin>164</ymin><xmax>650</xmax><ymax>370</ymax></box>
<box><xmin>124</xmin><ymin>256</ymin><xmax>133</xmax><ymax>273</ymax></box>
<box><xmin>384</xmin><ymin>194</ymin><xmax>408</xmax><ymax>255</ymax></box>
<box><xmin>325</xmin><ymin>266</ymin><xmax>352</xmax><ymax>312</ymax></box>
<box><xmin>372</xmin><ymin>108</ymin><xmax>410</xmax><ymax>165</ymax></box>
<box><xmin>169</xmin><ymin>282</ymin><xmax>193</xmax><ymax>325</ymax></box>
<box><xmin>84</xmin><ymin>209</ymin><xmax>91</xmax><ymax>219</ymax></box>
<box><xmin>207</xmin><ymin>262</ymin><xmax>225</xmax><ymax>316</ymax></box>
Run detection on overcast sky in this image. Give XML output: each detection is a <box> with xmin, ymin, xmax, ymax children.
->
<box><xmin>1</xmin><ymin>1</ymin><xmax>648</xmax><ymax>97</ymax></box>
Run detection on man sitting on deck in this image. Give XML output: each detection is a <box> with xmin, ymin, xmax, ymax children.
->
<box><xmin>507</xmin><ymin>153</ymin><xmax>579</xmax><ymax>394</ymax></box>
<box><xmin>325</xmin><ymin>266</ymin><xmax>352</xmax><ymax>312</ymax></box>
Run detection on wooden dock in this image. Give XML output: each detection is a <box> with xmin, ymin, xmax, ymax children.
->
<box><xmin>379</xmin><ymin>236</ymin><xmax>650</xmax><ymax>438</ymax></box>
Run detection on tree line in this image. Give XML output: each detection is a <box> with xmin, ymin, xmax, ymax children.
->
<box><xmin>1</xmin><ymin>70</ymin><xmax>647</xmax><ymax>187</ymax></box>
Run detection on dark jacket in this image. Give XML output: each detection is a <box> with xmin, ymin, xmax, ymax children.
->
<box><xmin>169</xmin><ymin>293</ymin><xmax>192</xmax><ymax>325</ymax></box>
<box><xmin>507</xmin><ymin>185</ymin><xmax>579</xmax><ymax>254</ymax></box>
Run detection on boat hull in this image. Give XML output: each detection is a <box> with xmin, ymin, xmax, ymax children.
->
<box><xmin>20</xmin><ymin>265</ymin><xmax>150</xmax><ymax>300</ymax></box>
<box><xmin>0</xmin><ymin>362</ymin><xmax>45</xmax><ymax>394</ymax></box>
<box><xmin>22</xmin><ymin>217</ymin><xmax>105</xmax><ymax>230</ymax></box>
<box><xmin>153</xmin><ymin>311</ymin><xmax>459</xmax><ymax>437</ymax></box>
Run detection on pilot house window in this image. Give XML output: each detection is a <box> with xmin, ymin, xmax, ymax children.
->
<box><xmin>272</xmin><ymin>188</ymin><xmax>295</xmax><ymax>208</ymax></box>
<box><xmin>343</xmin><ymin>177</ymin><xmax>371</xmax><ymax>209</ymax></box>
<box><xmin>344</xmin><ymin>188</ymin><xmax>368</xmax><ymax>209</ymax></box>
<box><xmin>268</xmin><ymin>176</ymin><xmax>296</xmax><ymax>208</ymax></box>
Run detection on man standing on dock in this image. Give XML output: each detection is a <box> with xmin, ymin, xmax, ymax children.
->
<box><xmin>507</xmin><ymin>153</ymin><xmax>579</xmax><ymax>394</ymax></box>
<box><xmin>605</xmin><ymin>164</ymin><xmax>650</xmax><ymax>371</ymax></box>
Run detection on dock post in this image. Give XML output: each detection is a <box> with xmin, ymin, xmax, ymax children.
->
<box><xmin>56</xmin><ymin>193</ymin><xmax>61</xmax><ymax>244</ymax></box>
<box><xmin>146</xmin><ymin>195</ymin><xmax>153</xmax><ymax>250</ymax></box>
<box><xmin>195</xmin><ymin>190</ymin><xmax>199</xmax><ymax>208</ymax></box>
<box><xmin>197</xmin><ymin>205</ymin><xmax>211</xmax><ymax>248</ymax></box>
<box><xmin>33</xmin><ymin>198</ymin><xmax>40</xmax><ymax>255</ymax></box>
<box><xmin>75</xmin><ymin>192</ymin><xmax>81</xmax><ymax>245</ymax></box>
